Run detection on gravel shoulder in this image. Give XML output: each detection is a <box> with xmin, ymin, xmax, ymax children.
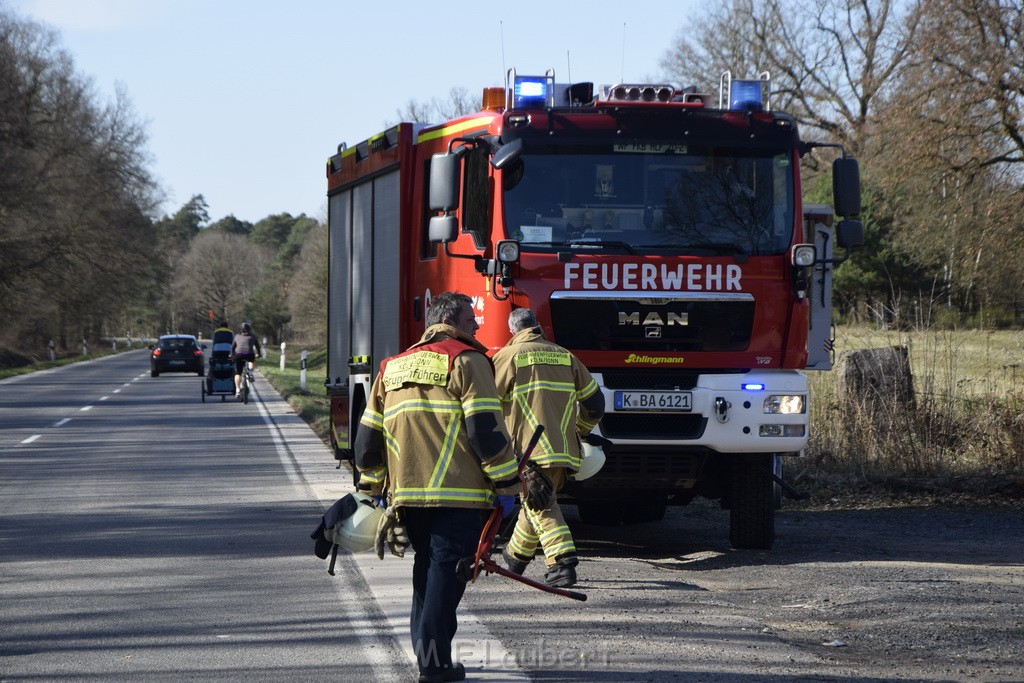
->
<box><xmin>465</xmin><ymin>496</ymin><xmax>1024</xmax><ymax>682</ymax></box>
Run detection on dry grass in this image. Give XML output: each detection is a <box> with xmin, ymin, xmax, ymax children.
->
<box><xmin>804</xmin><ymin>326</ymin><xmax>1024</xmax><ymax>496</ymax></box>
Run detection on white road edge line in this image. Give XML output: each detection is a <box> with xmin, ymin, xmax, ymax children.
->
<box><xmin>250</xmin><ymin>376</ymin><xmax>529</xmax><ymax>681</ymax></box>
<box><xmin>249</xmin><ymin>380</ymin><xmax>397</xmax><ymax>677</ymax></box>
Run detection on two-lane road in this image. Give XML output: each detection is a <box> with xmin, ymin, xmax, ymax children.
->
<box><xmin>1</xmin><ymin>352</ymin><xmax>412</xmax><ymax>681</ymax></box>
<box><xmin>4</xmin><ymin>352</ymin><xmax>1022</xmax><ymax>681</ymax></box>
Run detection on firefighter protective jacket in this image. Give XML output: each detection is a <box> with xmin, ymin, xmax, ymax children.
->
<box><xmin>353</xmin><ymin>324</ymin><xmax>520</xmax><ymax>509</ymax></box>
<box><xmin>492</xmin><ymin>326</ymin><xmax>605</xmax><ymax>472</ymax></box>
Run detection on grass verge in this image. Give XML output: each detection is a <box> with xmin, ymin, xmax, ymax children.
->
<box><xmin>259</xmin><ymin>345</ymin><xmax>332</xmax><ymax>447</ymax></box>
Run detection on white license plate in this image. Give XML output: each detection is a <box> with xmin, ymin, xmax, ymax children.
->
<box><xmin>169</xmin><ymin>360</ymin><xmax>185</xmax><ymax>365</ymax></box>
<box><xmin>614</xmin><ymin>391</ymin><xmax>692</xmax><ymax>411</ymax></box>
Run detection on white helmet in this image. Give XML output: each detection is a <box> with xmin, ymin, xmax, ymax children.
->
<box><xmin>329</xmin><ymin>492</ymin><xmax>384</xmax><ymax>553</ymax></box>
<box><xmin>574</xmin><ymin>440</ymin><xmax>607</xmax><ymax>481</ymax></box>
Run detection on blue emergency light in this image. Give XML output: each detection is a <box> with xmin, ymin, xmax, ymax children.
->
<box><xmin>513</xmin><ymin>75</ymin><xmax>552</xmax><ymax>109</ymax></box>
<box><xmin>742</xmin><ymin>382</ymin><xmax>766</xmax><ymax>391</ymax></box>
<box><xmin>729</xmin><ymin>79</ymin><xmax>764</xmax><ymax>111</ymax></box>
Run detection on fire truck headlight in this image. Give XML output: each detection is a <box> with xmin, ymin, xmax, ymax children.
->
<box><xmin>763</xmin><ymin>394</ymin><xmax>806</xmax><ymax>414</ymax></box>
<box><xmin>759</xmin><ymin>424</ymin><xmax>806</xmax><ymax>437</ymax></box>
<box><xmin>792</xmin><ymin>244</ymin><xmax>816</xmax><ymax>267</ymax></box>
<box><xmin>496</xmin><ymin>240</ymin><xmax>520</xmax><ymax>263</ymax></box>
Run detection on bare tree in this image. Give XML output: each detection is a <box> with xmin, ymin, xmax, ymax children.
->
<box><xmin>869</xmin><ymin>0</ymin><xmax>1024</xmax><ymax>321</ymax></box>
<box><xmin>660</xmin><ymin>0</ymin><xmax>923</xmax><ymax>158</ymax></box>
<box><xmin>173</xmin><ymin>232</ymin><xmax>270</xmax><ymax>333</ymax></box>
<box><xmin>392</xmin><ymin>86</ymin><xmax>481</xmax><ymax>124</ymax></box>
<box><xmin>286</xmin><ymin>223</ymin><xmax>327</xmax><ymax>343</ymax></box>
<box><xmin>0</xmin><ymin>8</ymin><xmax>160</xmax><ymax>355</ymax></box>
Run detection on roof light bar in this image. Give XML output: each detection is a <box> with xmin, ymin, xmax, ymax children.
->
<box><xmin>607</xmin><ymin>83</ymin><xmax>675</xmax><ymax>103</ymax></box>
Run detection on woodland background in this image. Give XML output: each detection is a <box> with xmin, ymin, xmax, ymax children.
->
<box><xmin>2</xmin><ymin>0</ymin><xmax>1023</xmax><ymax>368</ymax></box>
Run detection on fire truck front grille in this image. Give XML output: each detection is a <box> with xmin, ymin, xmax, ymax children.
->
<box><xmin>602</xmin><ymin>369</ymin><xmax>700</xmax><ymax>390</ymax></box>
<box><xmin>573</xmin><ymin>446</ymin><xmax>710</xmax><ymax>491</ymax></box>
<box><xmin>600</xmin><ymin>413</ymin><xmax>707</xmax><ymax>440</ymax></box>
<box><xmin>550</xmin><ymin>295</ymin><xmax>754</xmax><ymax>352</ymax></box>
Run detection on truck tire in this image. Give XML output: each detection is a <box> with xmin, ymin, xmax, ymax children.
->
<box><xmin>729</xmin><ymin>453</ymin><xmax>775</xmax><ymax>549</ymax></box>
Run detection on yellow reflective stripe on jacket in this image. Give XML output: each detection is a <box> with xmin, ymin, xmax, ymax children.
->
<box><xmin>393</xmin><ymin>487</ymin><xmax>496</xmax><ymax>506</ymax></box>
<box><xmin>482</xmin><ymin>454</ymin><xmax>518</xmax><ymax>481</ymax></box>
<box><xmin>384</xmin><ymin>431</ymin><xmax>401</xmax><ymax>461</ymax></box>
<box><xmin>463</xmin><ymin>396</ymin><xmax>502</xmax><ymax>416</ymax></box>
<box><xmin>360</xmin><ymin>465</ymin><xmax>387</xmax><ymax>486</ymax></box>
<box><xmin>380</xmin><ymin>397</ymin><xmax>465</xmax><ymax>477</ymax></box>
<box><xmin>382</xmin><ymin>397</ymin><xmax>461</xmax><ymax>419</ymax></box>
<box><xmin>577</xmin><ymin>378</ymin><xmax>599</xmax><ymax>400</ymax></box>
<box><xmin>429</xmin><ymin>411</ymin><xmax>461</xmax><ymax>488</ymax></box>
<box><xmin>512</xmin><ymin>379</ymin><xmax>577</xmax><ymax>455</ymax></box>
<box><xmin>360</xmin><ymin>407</ymin><xmax>384</xmax><ymax>430</ymax></box>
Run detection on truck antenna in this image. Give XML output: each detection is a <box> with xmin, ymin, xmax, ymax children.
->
<box><xmin>500</xmin><ymin>20</ymin><xmax>506</xmax><ymax>78</ymax></box>
<box><xmin>566</xmin><ymin>50</ymin><xmax>572</xmax><ymax>84</ymax></box>
<box><xmin>620</xmin><ymin>22</ymin><xmax>626</xmax><ymax>82</ymax></box>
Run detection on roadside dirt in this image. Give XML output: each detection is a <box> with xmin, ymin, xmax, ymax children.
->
<box><xmin>469</xmin><ymin>493</ymin><xmax>1024</xmax><ymax>682</ymax></box>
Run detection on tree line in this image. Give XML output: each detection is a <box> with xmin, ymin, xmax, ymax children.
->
<box><xmin>661</xmin><ymin>0</ymin><xmax>1024</xmax><ymax>328</ymax></box>
<box><xmin>0</xmin><ymin>8</ymin><xmax>326</xmax><ymax>366</ymax></box>
<box><xmin>3</xmin><ymin>1</ymin><xmax>1021</xmax><ymax>367</ymax></box>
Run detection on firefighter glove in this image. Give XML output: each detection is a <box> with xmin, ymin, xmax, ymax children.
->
<box><xmin>374</xmin><ymin>507</ymin><xmax>409</xmax><ymax>560</ymax></box>
<box><xmin>521</xmin><ymin>463</ymin><xmax>554</xmax><ymax>511</ymax></box>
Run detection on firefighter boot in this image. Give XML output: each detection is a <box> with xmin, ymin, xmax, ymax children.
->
<box><xmin>502</xmin><ymin>548</ymin><xmax>531</xmax><ymax>575</ymax></box>
<box><xmin>544</xmin><ymin>556</ymin><xmax>579</xmax><ymax>588</ymax></box>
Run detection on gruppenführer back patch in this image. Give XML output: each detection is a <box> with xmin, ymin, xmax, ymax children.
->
<box><xmin>382</xmin><ymin>351</ymin><xmax>450</xmax><ymax>391</ymax></box>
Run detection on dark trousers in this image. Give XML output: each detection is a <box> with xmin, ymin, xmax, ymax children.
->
<box><xmin>402</xmin><ymin>506</ymin><xmax>483</xmax><ymax>675</ymax></box>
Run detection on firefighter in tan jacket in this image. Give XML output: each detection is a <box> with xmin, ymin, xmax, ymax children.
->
<box><xmin>493</xmin><ymin>307</ymin><xmax>606</xmax><ymax>588</ymax></box>
<box><xmin>354</xmin><ymin>292</ymin><xmax>551</xmax><ymax>683</ymax></box>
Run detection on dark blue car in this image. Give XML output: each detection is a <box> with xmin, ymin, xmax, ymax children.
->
<box><xmin>150</xmin><ymin>334</ymin><xmax>205</xmax><ymax>377</ymax></box>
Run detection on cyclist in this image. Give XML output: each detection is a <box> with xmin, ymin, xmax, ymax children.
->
<box><xmin>231</xmin><ymin>322</ymin><xmax>262</xmax><ymax>398</ymax></box>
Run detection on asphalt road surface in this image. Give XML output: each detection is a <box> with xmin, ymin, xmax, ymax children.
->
<box><xmin>2</xmin><ymin>351</ymin><xmax>1022</xmax><ymax>682</ymax></box>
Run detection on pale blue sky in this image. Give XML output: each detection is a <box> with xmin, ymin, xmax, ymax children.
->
<box><xmin>7</xmin><ymin>0</ymin><xmax>700</xmax><ymax>224</ymax></box>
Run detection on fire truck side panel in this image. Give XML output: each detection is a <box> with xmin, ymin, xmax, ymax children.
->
<box><xmin>325</xmin><ymin>138</ymin><xmax>405</xmax><ymax>463</ymax></box>
<box><xmin>326</xmin><ymin>188</ymin><xmax>352</xmax><ymax>457</ymax></box>
<box><xmin>326</xmin><ymin>190</ymin><xmax>351</xmax><ymax>390</ymax></box>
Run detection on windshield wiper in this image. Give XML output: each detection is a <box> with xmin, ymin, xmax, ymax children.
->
<box><xmin>560</xmin><ymin>240</ymin><xmax>639</xmax><ymax>255</ymax></box>
<box><xmin>522</xmin><ymin>240</ymin><xmax>640</xmax><ymax>255</ymax></box>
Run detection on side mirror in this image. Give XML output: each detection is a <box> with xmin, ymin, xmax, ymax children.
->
<box><xmin>832</xmin><ymin>157</ymin><xmax>861</xmax><ymax>217</ymax></box>
<box><xmin>429</xmin><ymin>153</ymin><xmax>460</xmax><ymax>211</ymax></box>
<box><xmin>836</xmin><ymin>219</ymin><xmax>864</xmax><ymax>249</ymax></box>
<box><xmin>429</xmin><ymin>215</ymin><xmax>459</xmax><ymax>243</ymax></box>
<box><xmin>491</xmin><ymin>138</ymin><xmax>523</xmax><ymax>170</ymax></box>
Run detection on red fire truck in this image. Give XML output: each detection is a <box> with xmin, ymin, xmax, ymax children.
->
<box><xmin>325</xmin><ymin>69</ymin><xmax>862</xmax><ymax>549</ymax></box>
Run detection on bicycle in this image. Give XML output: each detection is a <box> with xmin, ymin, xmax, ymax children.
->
<box><xmin>238</xmin><ymin>363</ymin><xmax>255</xmax><ymax>404</ymax></box>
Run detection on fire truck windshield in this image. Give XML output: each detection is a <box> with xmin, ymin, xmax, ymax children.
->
<box><xmin>502</xmin><ymin>146</ymin><xmax>794</xmax><ymax>256</ymax></box>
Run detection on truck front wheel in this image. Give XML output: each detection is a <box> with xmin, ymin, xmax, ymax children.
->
<box><xmin>728</xmin><ymin>453</ymin><xmax>775</xmax><ymax>550</ymax></box>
